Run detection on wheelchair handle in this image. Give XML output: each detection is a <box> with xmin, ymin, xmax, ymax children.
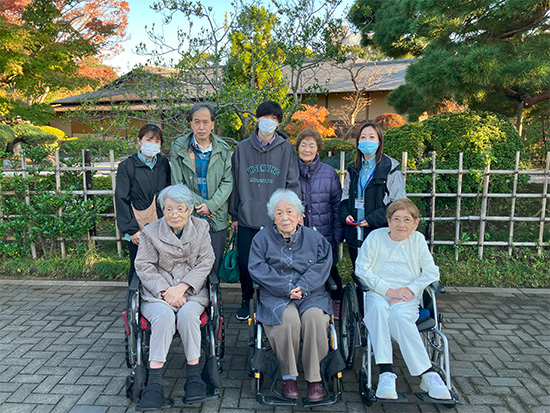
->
<box><xmin>430</xmin><ymin>281</ymin><xmax>446</xmax><ymax>294</ymax></box>
<box><xmin>129</xmin><ymin>274</ymin><xmax>141</xmax><ymax>291</ymax></box>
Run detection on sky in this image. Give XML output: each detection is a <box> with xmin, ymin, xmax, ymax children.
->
<box><xmin>105</xmin><ymin>0</ymin><xmax>354</xmax><ymax>75</ymax></box>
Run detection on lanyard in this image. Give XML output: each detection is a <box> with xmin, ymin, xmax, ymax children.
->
<box><xmin>359</xmin><ymin>166</ymin><xmax>376</xmax><ymax>199</ymax></box>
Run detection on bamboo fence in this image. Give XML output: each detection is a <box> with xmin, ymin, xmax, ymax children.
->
<box><xmin>0</xmin><ymin>149</ymin><xmax>549</xmax><ymax>259</ymax></box>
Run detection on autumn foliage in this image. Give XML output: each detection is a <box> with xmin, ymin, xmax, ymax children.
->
<box><xmin>0</xmin><ymin>0</ymin><xmax>128</xmax><ymax>107</ymax></box>
<box><xmin>374</xmin><ymin>113</ymin><xmax>406</xmax><ymax>131</ymax></box>
<box><xmin>2</xmin><ymin>0</ymin><xmax>129</xmax><ymax>58</ymax></box>
<box><xmin>285</xmin><ymin>105</ymin><xmax>336</xmax><ymax>139</ymax></box>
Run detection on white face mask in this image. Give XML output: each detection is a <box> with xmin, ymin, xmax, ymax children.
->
<box><xmin>140</xmin><ymin>142</ymin><xmax>161</xmax><ymax>157</ymax></box>
<box><xmin>258</xmin><ymin>118</ymin><xmax>278</xmax><ymax>136</ymax></box>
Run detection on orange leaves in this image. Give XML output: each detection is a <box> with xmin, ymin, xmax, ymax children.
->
<box><xmin>285</xmin><ymin>105</ymin><xmax>336</xmax><ymax>139</ymax></box>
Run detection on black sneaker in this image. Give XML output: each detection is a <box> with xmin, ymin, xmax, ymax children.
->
<box><xmin>236</xmin><ymin>300</ymin><xmax>250</xmax><ymax>321</ymax></box>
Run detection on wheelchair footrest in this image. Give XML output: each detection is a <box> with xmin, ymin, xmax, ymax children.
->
<box><xmin>182</xmin><ymin>389</ymin><xmax>220</xmax><ymax>404</ymax></box>
<box><xmin>255</xmin><ymin>393</ymin><xmax>297</xmax><ymax>406</ymax></box>
<box><xmin>375</xmin><ymin>393</ymin><xmax>409</xmax><ymax>403</ymax></box>
<box><xmin>302</xmin><ymin>392</ymin><xmax>341</xmax><ymax>408</ymax></box>
<box><xmin>415</xmin><ymin>392</ymin><xmax>459</xmax><ymax>405</ymax></box>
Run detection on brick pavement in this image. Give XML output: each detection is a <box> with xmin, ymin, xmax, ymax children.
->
<box><xmin>0</xmin><ymin>279</ymin><xmax>549</xmax><ymax>412</ymax></box>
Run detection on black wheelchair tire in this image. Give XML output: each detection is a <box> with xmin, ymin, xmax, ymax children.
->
<box><xmin>338</xmin><ymin>282</ymin><xmax>358</xmax><ymax>369</ymax></box>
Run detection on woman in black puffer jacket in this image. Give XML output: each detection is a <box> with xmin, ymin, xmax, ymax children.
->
<box><xmin>296</xmin><ymin>128</ymin><xmax>344</xmax><ymax>311</ymax></box>
<box><xmin>339</xmin><ymin>121</ymin><xmax>406</xmax><ymax>268</ymax></box>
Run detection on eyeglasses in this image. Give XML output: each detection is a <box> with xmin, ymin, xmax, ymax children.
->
<box><xmin>164</xmin><ymin>206</ymin><xmax>188</xmax><ymax>216</ymax></box>
<box><xmin>390</xmin><ymin>217</ymin><xmax>415</xmax><ymax>225</ymax></box>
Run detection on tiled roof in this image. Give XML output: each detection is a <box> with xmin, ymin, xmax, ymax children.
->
<box><xmin>52</xmin><ymin>58</ymin><xmax>413</xmax><ymax>108</ymax></box>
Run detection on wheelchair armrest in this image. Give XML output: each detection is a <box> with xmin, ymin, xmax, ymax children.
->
<box><xmin>430</xmin><ymin>281</ymin><xmax>446</xmax><ymax>294</ymax></box>
<box><xmin>354</xmin><ymin>275</ymin><xmax>370</xmax><ymax>292</ymax></box>
<box><xmin>326</xmin><ymin>277</ymin><xmax>337</xmax><ymax>291</ymax></box>
<box><xmin>129</xmin><ymin>274</ymin><xmax>140</xmax><ymax>291</ymax></box>
<box><xmin>209</xmin><ymin>269</ymin><xmax>220</xmax><ymax>286</ymax></box>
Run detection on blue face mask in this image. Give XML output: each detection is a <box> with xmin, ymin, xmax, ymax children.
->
<box><xmin>358</xmin><ymin>140</ymin><xmax>378</xmax><ymax>157</ymax></box>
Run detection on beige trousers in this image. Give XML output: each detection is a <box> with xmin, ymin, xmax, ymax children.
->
<box><xmin>141</xmin><ymin>300</ymin><xmax>204</xmax><ymax>363</ymax></box>
<box><xmin>264</xmin><ymin>304</ymin><xmax>329</xmax><ymax>382</ymax></box>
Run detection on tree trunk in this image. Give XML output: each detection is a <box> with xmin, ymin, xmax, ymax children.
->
<box><xmin>516</xmin><ymin>101</ymin><xmax>524</xmax><ymax>138</ymax></box>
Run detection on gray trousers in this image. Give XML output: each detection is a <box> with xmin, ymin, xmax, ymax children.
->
<box><xmin>210</xmin><ymin>228</ymin><xmax>227</xmax><ymax>276</ymax></box>
<box><xmin>264</xmin><ymin>304</ymin><xmax>329</xmax><ymax>382</ymax></box>
<box><xmin>141</xmin><ymin>300</ymin><xmax>204</xmax><ymax>363</ymax></box>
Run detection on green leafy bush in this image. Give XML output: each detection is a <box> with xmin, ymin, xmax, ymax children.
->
<box><xmin>59</xmin><ymin>135</ymin><xmax>135</xmax><ymax>164</ymax></box>
<box><xmin>0</xmin><ymin>124</ymin><xmax>15</xmax><ymax>152</ymax></box>
<box><xmin>384</xmin><ymin>111</ymin><xmax>529</xmax><ymax>196</ymax></box>
<box><xmin>12</xmin><ymin>124</ymin><xmax>58</xmax><ymax>146</ymax></box>
<box><xmin>320</xmin><ymin>138</ymin><xmax>355</xmax><ymax>159</ymax></box>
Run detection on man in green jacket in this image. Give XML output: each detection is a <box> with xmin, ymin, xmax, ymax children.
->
<box><xmin>170</xmin><ymin>103</ymin><xmax>233</xmax><ymax>274</ymax></box>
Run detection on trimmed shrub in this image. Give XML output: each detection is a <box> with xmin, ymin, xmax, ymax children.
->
<box><xmin>374</xmin><ymin>112</ymin><xmax>406</xmax><ymax>131</ymax></box>
<box><xmin>39</xmin><ymin>126</ymin><xmax>66</xmax><ymax>140</ymax></box>
<box><xmin>320</xmin><ymin>138</ymin><xmax>355</xmax><ymax>159</ymax></box>
<box><xmin>0</xmin><ymin>124</ymin><xmax>15</xmax><ymax>152</ymax></box>
<box><xmin>12</xmin><ymin>124</ymin><xmax>57</xmax><ymax>146</ymax></box>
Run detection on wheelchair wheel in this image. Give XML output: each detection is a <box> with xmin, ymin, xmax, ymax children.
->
<box><xmin>339</xmin><ymin>282</ymin><xmax>358</xmax><ymax>369</ymax></box>
<box><xmin>213</xmin><ymin>283</ymin><xmax>225</xmax><ymax>361</ymax></box>
<box><xmin>125</xmin><ymin>287</ymin><xmax>139</xmax><ymax>369</ymax></box>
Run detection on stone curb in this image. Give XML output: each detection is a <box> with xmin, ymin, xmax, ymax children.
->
<box><xmin>1</xmin><ymin>278</ymin><xmax>549</xmax><ymax>294</ymax></box>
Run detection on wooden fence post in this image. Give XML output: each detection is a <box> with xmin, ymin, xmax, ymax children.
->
<box><xmin>110</xmin><ymin>150</ymin><xmax>122</xmax><ymax>257</ymax></box>
<box><xmin>508</xmin><ymin>152</ymin><xmax>520</xmax><ymax>256</ymax></box>
<box><xmin>454</xmin><ymin>153</ymin><xmax>463</xmax><ymax>261</ymax></box>
<box><xmin>478</xmin><ymin>160</ymin><xmax>491</xmax><ymax>259</ymax></box>
<box><xmin>21</xmin><ymin>153</ymin><xmax>37</xmax><ymax>259</ymax></box>
<box><xmin>429</xmin><ymin>152</ymin><xmax>437</xmax><ymax>253</ymax></box>
<box><xmin>538</xmin><ymin>152</ymin><xmax>550</xmax><ymax>255</ymax></box>
<box><xmin>82</xmin><ymin>149</ymin><xmax>95</xmax><ymax>250</ymax></box>
<box><xmin>55</xmin><ymin>150</ymin><xmax>66</xmax><ymax>259</ymax></box>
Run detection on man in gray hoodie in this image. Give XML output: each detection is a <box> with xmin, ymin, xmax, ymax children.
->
<box><xmin>229</xmin><ymin>100</ymin><xmax>301</xmax><ymax>320</ymax></box>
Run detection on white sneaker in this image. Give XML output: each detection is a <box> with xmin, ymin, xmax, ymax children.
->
<box><xmin>420</xmin><ymin>372</ymin><xmax>452</xmax><ymax>400</ymax></box>
<box><xmin>375</xmin><ymin>372</ymin><xmax>398</xmax><ymax>399</ymax></box>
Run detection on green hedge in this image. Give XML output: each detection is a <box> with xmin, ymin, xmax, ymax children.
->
<box><xmin>384</xmin><ymin>110</ymin><xmax>529</xmax><ymax>195</ymax></box>
<box><xmin>12</xmin><ymin>124</ymin><xmax>57</xmax><ymax>146</ymax></box>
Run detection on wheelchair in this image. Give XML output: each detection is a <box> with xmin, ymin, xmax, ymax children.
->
<box><xmin>122</xmin><ymin>271</ymin><xmax>225</xmax><ymax>405</ymax></box>
<box><xmin>248</xmin><ymin>279</ymin><xmax>345</xmax><ymax>408</ymax></box>
<box><xmin>338</xmin><ymin>275</ymin><xmax>459</xmax><ymax>407</ymax></box>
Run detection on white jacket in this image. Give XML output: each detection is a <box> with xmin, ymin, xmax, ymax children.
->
<box><xmin>355</xmin><ymin>228</ymin><xmax>439</xmax><ymax>298</ymax></box>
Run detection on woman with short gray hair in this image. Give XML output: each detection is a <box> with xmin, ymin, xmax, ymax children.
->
<box><xmin>134</xmin><ymin>184</ymin><xmax>215</xmax><ymax>410</ymax></box>
<box><xmin>248</xmin><ymin>190</ymin><xmax>333</xmax><ymax>402</ymax></box>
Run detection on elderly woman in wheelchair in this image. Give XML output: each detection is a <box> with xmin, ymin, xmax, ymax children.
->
<box><xmin>132</xmin><ymin>184</ymin><xmax>217</xmax><ymax>411</ymax></box>
<box><xmin>248</xmin><ymin>189</ymin><xmax>344</xmax><ymax>406</ymax></box>
<box><xmin>353</xmin><ymin>197</ymin><xmax>456</xmax><ymax>403</ymax></box>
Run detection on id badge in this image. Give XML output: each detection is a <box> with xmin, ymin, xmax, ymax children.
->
<box><xmin>355</xmin><ymin>198</ymin><xmax>364</xmax><ymax>210</ymax></box>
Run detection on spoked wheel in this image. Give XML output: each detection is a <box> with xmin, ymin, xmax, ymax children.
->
<box><xmin>338</xmin><ymin>282</ymin><xmax>358</xmax><ymax>369</ymax></box>
<box><xmin>213</xmin><ymin>283</ymin><xmax>225</xmax><ymax>361</ymax></box>
<box><xmin>125</xmin><ymin>288</ymin><xmax>139</xmax><ymax>369</ymax></box>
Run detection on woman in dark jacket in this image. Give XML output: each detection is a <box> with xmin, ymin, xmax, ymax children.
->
<box><xmin>339</xmin><ymin>121</ymin><xmax>406</xmax><ymax>267</ymax></box>
<box><xmin>296</xmin><ymin>128</ymin><xmax>344</xmax><ymax>312</ymax></box>
<box><xmin>115</xmin><ymin>124</ymin><xmax>171</xmax><ymax>285</ymax></box>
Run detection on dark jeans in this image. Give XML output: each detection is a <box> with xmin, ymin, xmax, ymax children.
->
<box><xmin>210</xmin><ymin>228</ymin><xmax>228</xmax><ymax>278</ymax></box>
<box><xmin>127</xmin><ymin>240</ymin><xmax>139</xmax><ymax>286</ymax></box>
<box><xmin>237</xmin><ymin>225</ymin><xmax>260</xmax><ymax>301</ymax></box>
<box><xmin>329</xmin><ymin>264</ymin><xmax>343</xmax><ymax>301</ymax></box>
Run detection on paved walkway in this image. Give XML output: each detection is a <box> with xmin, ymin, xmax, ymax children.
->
<box><xmin>0</xmin><ymin>279</ymin><xmax>549</xmax><ymax>412</ymax></box>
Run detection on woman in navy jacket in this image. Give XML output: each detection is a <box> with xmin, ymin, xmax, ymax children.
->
<box><xmin>296</xmin><ymin>128</ymin><xmax>343</xmax><ymax>312</ymax></box>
